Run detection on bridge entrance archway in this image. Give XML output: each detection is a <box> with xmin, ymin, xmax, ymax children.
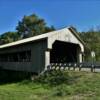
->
<box><xmin>50</xmin><ymin>40</ymin><xmax>80</xmax><ymax>63</ymax></box>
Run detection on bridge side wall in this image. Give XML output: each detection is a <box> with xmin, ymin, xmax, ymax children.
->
<box><xmin>0</xmin><ymin>39</ymin><xmax>47</xmax><ymax>73</ymax></box>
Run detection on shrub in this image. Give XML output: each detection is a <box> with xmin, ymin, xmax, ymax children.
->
<box><xmin>34</xmin><ymin>70</ymin><xmax>76</xmax><ymax>86</ymax></box>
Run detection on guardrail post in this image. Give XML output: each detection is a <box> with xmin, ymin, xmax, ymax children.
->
<box><xmin>79</xmin><ymin>64</ymin><xmax>82</xmax><ymax>71</ymax></box>
<box><xmin>64</xmin><ymin>63</ymin><xmax>66</xmax><ymax>70</ymax></box>
<box><xmin>68</xmin><ymin>64</ymin><xmax>70</xmax><ymax>70</ymax></box>
<box><xmin>91</xmin><ymin>64</ymin><xmax>94</xmax><ymax>72</ymax></box>
<box><xmin>73</xmin><ymin>63</ymin><xmax>76</xmax><ymax>71</ymax></box>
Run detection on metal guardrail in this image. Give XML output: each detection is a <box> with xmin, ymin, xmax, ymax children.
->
<box><xmin>47</xmin><ymin>62</ymin><xmax>100</xmax><ymax>72</ymax></box>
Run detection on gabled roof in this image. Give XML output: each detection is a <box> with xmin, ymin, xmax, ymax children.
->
<box><xmin>0</xmin><ymin>27</ymin><xmax>85</xmax><ymax>49</ymax></box>
<box><xmin>68</xmin><ymin>27</ymin><xmax>85</xmax><ymax>46</ymax></box>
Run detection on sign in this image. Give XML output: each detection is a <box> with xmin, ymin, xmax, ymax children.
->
<box><xmin>91</xmin><ymin>51</ymin><xmax>95</xmax><ymax>58</ymax></box>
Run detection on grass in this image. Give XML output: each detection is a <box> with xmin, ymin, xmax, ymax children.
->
<box><xmin>0</xmin><ymin>70</ymin><xmax>100</xmax><ymax>100</ymax></box>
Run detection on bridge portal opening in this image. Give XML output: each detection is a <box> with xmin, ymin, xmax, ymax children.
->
<box><xmin>50</xmin><ymin>40</ymin><xmax>80</xmax><ymax>63</ymax></box>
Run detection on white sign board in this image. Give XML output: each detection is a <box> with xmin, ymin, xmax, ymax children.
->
<box><xmin>91</xmin><ymin>51</ymin><xmax>95</xmax><ymax>58</ymax></box>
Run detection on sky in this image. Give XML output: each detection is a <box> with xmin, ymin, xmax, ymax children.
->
<box><xmin>0</xmin><ymin>0</ymin><xmax>100</xmax><ymax>34</ymax></box>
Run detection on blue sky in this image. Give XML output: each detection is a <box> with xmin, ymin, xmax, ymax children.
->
<box><xmin>0</xmin><ymin>0</ymin><xmax>100</xmax><ymax>34</ymax></box>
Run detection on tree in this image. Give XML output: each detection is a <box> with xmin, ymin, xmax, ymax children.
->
<box><xmin>0</xmin><ymin>13</ymin><xmax>55</xmax><ymax>45</ymax></box>
<box><xmin>80</xmin><ymin>29</ymin><xmax>100</xmax><ymax>61</ymax></box>
<box><xmin>16</xmin><ymin>14</ymin><xmax>55</xmax><ymax>38</ymax></box>
<box><xmin>0</xmin><ymin>32</ymin><xmax>19</xmax><ymax>45</ymax></box>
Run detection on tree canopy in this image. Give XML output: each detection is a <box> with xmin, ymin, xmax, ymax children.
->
<box><xmin>0</xmin><ymin>13</ymin><xmax>55</xmax><ymax>44</ymax></box>
<box><xmin>0</xmin><ymin>32</ymin><xmax>19</xmax><ymax>45</ymax></box>
<box><xmin>16</xmin><ymin>14</ymin><xmax>55</xmax><ymax>38</ymax></box>
<box><xmin>80</xmin><ymin>29</ymin><xmax>100</xmax><ymax>61</ymax></box>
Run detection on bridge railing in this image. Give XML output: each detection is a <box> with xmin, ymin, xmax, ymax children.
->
<box><xmin>47</xmin><ymin>62</ymin><xmax>100</xmax><ymax>72</ymax></box>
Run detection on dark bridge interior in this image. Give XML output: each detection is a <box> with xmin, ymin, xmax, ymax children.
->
<box><xmin>50</xmin><ymin>40</ymin><xmax>79</xmax><ymax>63</ymax></box>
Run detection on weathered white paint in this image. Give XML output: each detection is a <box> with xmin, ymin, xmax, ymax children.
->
<box><xmin>45</xmin><ymin>51</ymin><xmax>50</xmax><ymax>70</ymax></box>
<box><xmin>47</xmin><ymin>28</ymin><xmax>84</xmax><ymax>53</ymax></box>
<box><xmin>79</xmin><ymin>53</ymin><xmax>83</xmax><ymax>63</ymax></box>
<box><xmin>0</xmin><ymin>27</ymin><xmax>84</xmax><ymax>51</ymax></box>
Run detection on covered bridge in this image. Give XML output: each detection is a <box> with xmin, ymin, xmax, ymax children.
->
<box><xmin>0</xmin><ymin>27</ymin><xmax>85</xmax><ymax>73</ymax></box>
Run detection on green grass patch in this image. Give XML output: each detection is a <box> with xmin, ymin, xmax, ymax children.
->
<box><xmin>0</xmin><ymin>70</ymin><xmax>100</xmax><ymax>100</ymax></box>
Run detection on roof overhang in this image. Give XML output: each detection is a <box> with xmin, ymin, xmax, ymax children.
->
<box><xmin>0</xmin><ymin>27</ymin><xmax>85</xmax><ymax>49</ymax></box>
